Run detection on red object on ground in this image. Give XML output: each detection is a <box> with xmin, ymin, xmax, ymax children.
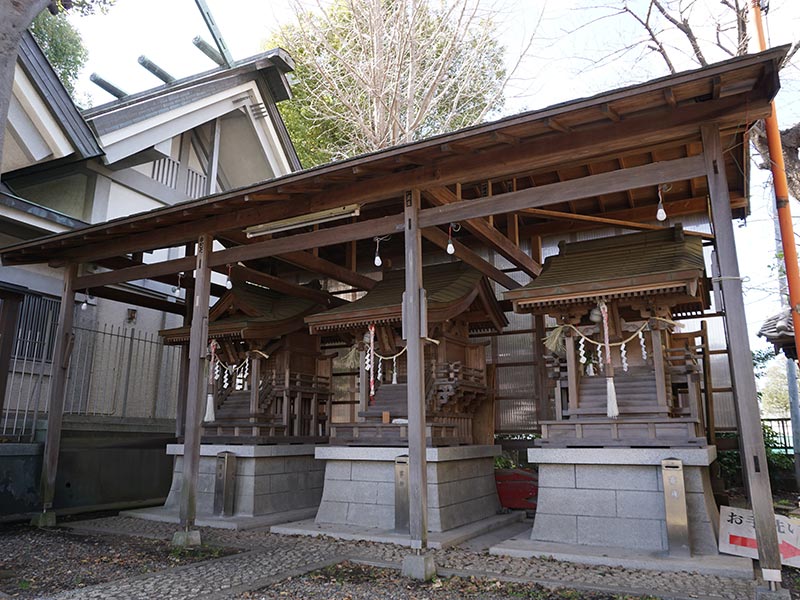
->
<box><xmin>495</xmin><ymin>468</ymin><xmax>538</xmax><ymax>510</ymax></box>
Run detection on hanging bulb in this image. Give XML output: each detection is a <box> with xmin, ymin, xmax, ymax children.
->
<box><xmin>374</xmin><ymin>252</ymin><xmax>382</xmax><ymax>267</ymax></box>
<box><xmin>446</xmin><ymin>238</ymin><xmax>455</xmax><ymax>255</ymax></box>
<box><xmin>656</xmin><ymin>200</ymin><xmax>667</xmax><ymax>222</ymax></box>
<box><xmin>171</xmin><ymin>286</ymin><xmax>180</xmax><ymax>297</ymax></box>
<box><xmin>80</xmin><ymin>300</ymin><xmax>89</xmax><ymax>311</ymax></box>
<box><xmin>225</xmin><ymin>278</ymin><xmax>233</xmax><ymax>290</ymax></box>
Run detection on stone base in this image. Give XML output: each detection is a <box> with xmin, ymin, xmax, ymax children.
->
<box><xmin>527</xmin><ymin>447</ymin><xmax>720</xmax><ymax>555</ymax></box>
<box><xmin>314</xmin><ymin>445</ymin><xmax>501</xmax><ymax>533</ymax></box>
<box><xmin>131</xmin><ymin>444</ymin><xmax>324</xmax><ymax>527</ymax></box>
<box><xmin>171</xmin><ymin>529</ymin><xmax>201</xmax><ymax>547</ymax></box>
<box><xmin>402</xmin><ymin>553</ymin><xmax>437</xmax><ymax>580</ymax></box>
<box><xmin>30</xmin><ymin>511</ymin><xmax>56</xmax><ymax>528</ymax></box>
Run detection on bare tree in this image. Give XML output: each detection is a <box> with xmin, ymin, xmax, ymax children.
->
<box><xmin>567</xmin><ymin>0</ymin><xmax>800</xmax><ymax>199</ymax></box>
<box><xmin>273</xmin><ymin>0</ymin><xmax>540</xmax><ymax>166</ymax></box>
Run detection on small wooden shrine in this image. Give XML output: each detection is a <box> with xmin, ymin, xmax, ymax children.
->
<box><xmin>161</xmin><ymin>281</ymin><xmax>333</xmax><ymax>443</ymax></box>
<box><xmin>505</xmin><ymin>225</ymin><xmax>710</xmax><ymax>448</ymax></box>
<box><xmin>759</xmin><ymin>308</ymin><xmax>796</xmax><ymax>359</ymax></box>
<box><xmin>306</xmin><ymin>262</ymin><xmax>507</xmax><ymax>446</ymax></box>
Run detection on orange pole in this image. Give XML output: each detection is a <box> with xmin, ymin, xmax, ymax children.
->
<box><xmin>750</xmin><ymin>2</ymin><xmax>800</xmax><ymax>355</ymax></box>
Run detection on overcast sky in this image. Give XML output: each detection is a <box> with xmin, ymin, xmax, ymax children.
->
<box><xmin>66</xmin><ymin>0</ymin><xmax>800</xmax><ymax>348</ymax></box>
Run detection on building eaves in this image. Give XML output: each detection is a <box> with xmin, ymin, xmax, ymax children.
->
<box><xmin>16</xmin><ymin>31</ymin><xmax>103</xmax><ymax>160</ymax></box>
<box><xmin>82</xmin><ymin>47</ymin><xmax>294</xmax><ymax>122</ymax></box>
<box><xmin>0</xmin><ymin>182</ymin><xmax>88</xmax><ymax>231</ymax></box>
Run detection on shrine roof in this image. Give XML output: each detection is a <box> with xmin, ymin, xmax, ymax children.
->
<box><xmin>504</xmin><ymin>225</ymin><xmax>707</xmax><ymax>311</ymax></box>
<box><xmin>306</xmin><ymin>262</ymin><xmax>507</xmax><ymax>333</ymax></box>
<box><xmin>161</xmin><ymin>281</ymin><xmax>323</xmax><ymax>344</ymax></box>
<box><xmin>758</xmin><ymin>308</ymin><xmax>796</xmax><ymax>360</ymax></box>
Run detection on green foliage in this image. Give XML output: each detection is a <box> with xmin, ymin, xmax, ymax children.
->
<box><xmin>753</xmin><ymin>347</ymin><xmax>777</xmax><ymax>379</ymax></box>
<box><xmin>717</xmin><ymin>424</ymin><xmax>794</xmax><ymax>487</ymax></box>
<box><xmin>29</xmin><ymin>10</ymin><xmax>88</xmax><ymax>97</ymax></box>
<box><xmin>270</xmin><ymin>0</ymin><xmax>510</xmax><ymax>167</ymax></box>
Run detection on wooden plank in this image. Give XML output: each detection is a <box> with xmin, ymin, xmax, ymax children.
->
<box><xmin>565</xmin><ymin>333</ymin><xmax>579</xmax><ymax>415</ymax></box>
<box><xmin>38</xmin><ymin>263</ymin><xmax>78</xmax><ymax>518</ymax></box>
<box><xmin>277</xmin><ymin>251</ymin><xmax>377</xmax><ymax>291</ymax></box>
<box><xmin>701</xmin><ymin>124</ymin><xmax>781</xmax><ymax>576</ymax></box>
<box><xmin>228</xmin><ymin>264</ymin><xmax>343</xmax><ymax>307</ymax></box>
<box><xmin>405</xmin><ymin>189</ymin><xmax>428</xmax><ymax>549</ymax></box>
<box><xmin>424</xmin><ymin>187</ymin><xmax>542</xmax><ymax>277</ymax></box>
<box><xmin>650</xmin><ymin>327</ymin><xmax>668</xmax><ymax>407</ymax></box>
<box><xmin>76</xmin><ymin>256</ymin><xmax>197</xmax><ymax>289</ymax></box>
<box><xmin>89</xmin><ymin>285</ymin><xmax>185</xmax><ymax>315</ymax></box>
<box><xmin>419</xmin><ymin>155</ymin><xmax>707</xmax><ymax>230</ymax></box>
<box><xmin>420</xmin><ymin>227</ymin><xmax>520</xmax><ymax>290</ymax></box>
<box><xmin>250</xmin><ymin>355</ymin><xmax>260</xmax><ymax>415</ymax></box>
<box><xmin>179</xmin><ymin>233</ymin><xmax>213</xmax><ymax>530</ymax></box>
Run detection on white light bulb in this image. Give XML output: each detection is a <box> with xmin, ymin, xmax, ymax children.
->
<box><xmin>226</xmin><ymin>278</ymin><xmax>233</xmax><ymax>290</ymax></box>
<box><xmin>374</xmin><ymin>253</ymin><xmax>382</xmax><ymax>267</ymax></box>
<box><xmin>80</xmin><ymin>301</ymin><xmax>88</xmax><ymax>311</ymax></box>
<box><xmin>446</xmin><ymin>239</ymin><xmax>455</xmax><ymax>255</ymax></box>
<box><xmin>656</xmin><ymin>204</ymin><xmax>667</xmax><ymax>222</ymax></box>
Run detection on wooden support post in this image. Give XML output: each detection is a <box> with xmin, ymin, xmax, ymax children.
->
<box><xmin>0</xmin><ymin>292</ymin><xmax>23</xmax><ymax>418</ymax></box>
<box><xmin>178</xmin><ymin>233</ymin><xmax>212</xmax><ymax>534</ymax></box>
<box><xmin>533</xmin><ymin>315</ymin><xmax>551</xmax><ymax>422</ymax></box>
<box><xmin>701</xmin><ymin>124</ymin><xmax>782</xmax><ymax>581</ymax></box>
<box><xmin>176</xmin><ymin>350</ymin><xmax>189</xmax><ymax>438</ymax></box>
<box><xmin>249</xmin><ymin>354</ymin><xmax>260</xmax><ymax>418</ymax></box>
<box><xmin>35</xmin><ymin>263</ymin><xmax>78</xmax><ymax>526</ymax></box>
<box><xmin>700</xmin><ymin>321</ymin><xmax>716</xmax><ymax>445</ymax></box>
<box><xmin>358</xmin><ymin>332</ymin><xmax>368</xmax><ymax>422</ymax></box>
<box><xmin>650</xmin><ymin>326</ymin><xmax>668</xmax><ymax>408</ymax></box>
<box><xmin>564</xmin><ymin>332</ymin><xmax>579</xmax><ymax>416</ymax></box>
<box><xmin>404</xmin><ymin>189</ymin><xmax>428</xmax><ymax>550</ymax></box>
<box><xmin>283</xmin><ymin>367</ymin><xmax>291</xmax><ymax>430</ymax></box>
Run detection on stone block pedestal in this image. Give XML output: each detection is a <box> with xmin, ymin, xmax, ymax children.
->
<box><xmin>314</xmin><ymin>445</ymin><xmax>501</xmax><ymax>532</ymax></box>
<box><xmin>528</xmin><ymin>447</ymin><xmax>720</xmax><ymax>555</ymax></box>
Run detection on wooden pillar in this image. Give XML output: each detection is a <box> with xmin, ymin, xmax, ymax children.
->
<box><xmin>0</xmin><ymin>292</ymin><xmax>22</xmax><ymax>417</ymax></box>
<box><xmin>249</xmin><ymin>354</ymin><xmax>260</xmax><ymax>417</ymax></box>
<box><xmin>650</xmin><ymin>326</ymin><xmax>668</xmax><ymax>408</ymax></box>
<box><xmin>358</xmin><ymin>332</ymin><xmax>368</xmax><ymax>422</ymax></box>
<box><xmin>179</xmin><ymin>233</ymin><xmax>212</xmax><ymax>531</ymax></box>
<box><xmin>404</xmin><ymin>189</ymin><xmax>428</xmax><ymax>549</ymax></box>
<box><xmin>36</xmin><ymin>263</ymin><xmax>78</xmax><ymax>524</ymax></box>
<box><xmin>564</xmin><ymin>331</ymin><xmax>579</xmax><ymax>415</ymax></box>
<box><xmin>701</xmin><ymin>124</ymin><xmax>782</xmax><ymax>581</ymax></box>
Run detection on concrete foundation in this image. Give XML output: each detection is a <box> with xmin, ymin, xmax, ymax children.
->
<box><xmin>527</xmin><ymin>448</ymin><xmax>720</xmax><ymax>555</ymax></box>
<box><xmin>126</xmin><ymin>444</ymin><xmax>324</xmax><ymax>529</ymax></box>
<box><xmin>314</xmin><ymin>445</ymin><xmax>501</xmax><ymax>533</ymax></box>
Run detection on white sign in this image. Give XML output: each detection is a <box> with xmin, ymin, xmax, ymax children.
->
<box><xmin>719</xmin><ymin>505</ymin><xmax>800</xmax><ymax>567</ymax></box>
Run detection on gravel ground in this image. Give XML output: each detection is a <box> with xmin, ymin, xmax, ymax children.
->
<box><xmin>0</xmin><ymin>523</ymin><xmax>238</xmax><ymax>599</ymax></box>
<box><xmin>236</xmin><ymin>562</ymin><xmax>661</xmax><ymax>600</ymax></box>
<box><xmin>0</xmin><ymin>516</ymin><xmax>788</xmax><ymax>600</ymax></box>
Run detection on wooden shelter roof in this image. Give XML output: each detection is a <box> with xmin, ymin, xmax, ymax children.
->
<box><xmin>0</xmin><ymin>47</ymin><xmax>785</xmax><ymax>274</ymax></box>
<box><xmin>305</xmin><ymin>263</ymin><xmax>507</xmax><ymax>334</ymax></box>
<box><xmin>758</xmin><ymin>308</ymin><xmax>796</xmax><ymax>359</ymax></box>
<box><xmin>504</xmin><ymin>226</ymin><xmax>707</xmax><ymax>311</ymax></box>
<box><xmin>161</xmin><ymin>281</ymin><xmax>323</xmax><ymax>344</ymax></box>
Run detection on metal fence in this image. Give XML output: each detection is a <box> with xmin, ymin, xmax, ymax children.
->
<box><xmin>762</xmin><ymin>417</ymin><xmax>794</xmax><ymax>455</ymax></box>
<box><xmin>2</xmin><ymin>321</ymin><xmax>181</xmax><ymax>440</ymax></box>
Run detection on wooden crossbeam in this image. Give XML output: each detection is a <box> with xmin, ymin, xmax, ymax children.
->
<box><xmin>225</xmin><ymin>264</ymin><xmax>346</xmax><ymax>307</ymax></box>
<box><xmin>277</xmin><ymin>251</ymin><xmax>377</xmax><ymax>291</ymax></box>
<box><xmin>90</xmin><ymin>285</ymin><xmax>186</xmax><ymax>315</ymax></box>
<box><xmin>423</xmin><ymin>187</ymin><xmax>542</xmax><ymax>278</ymax></box>
<box><xmin>420</xmin><ymin>227</ymin><xmax>520</xmax><ymax>290</ymax></box>
<box><xmin>520</xmin><ymin>206</ymin><xmax>714</xmax><ymax>239</ymax></box>
<box><xmin>418</xmin><ymin>155</ymin><xmax>707</xmax><ymax>229</ymax></box>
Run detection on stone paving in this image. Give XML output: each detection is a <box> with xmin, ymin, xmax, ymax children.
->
<box><xmin>48</xmin><ymin>516</ymin><xmax>757</xmax><ymax>600</ymax></box>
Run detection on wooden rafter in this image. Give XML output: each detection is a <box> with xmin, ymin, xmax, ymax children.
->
<box><xmin>420</xmin><ymin>227</ymin><xmax>520</xmax><ymax>290</ymax></box>
<box><xmin>423</xmin><ymin>187</ymin><xmax>542</xmax><ymax>278</ymax></box>
<box><xmin>225</xmin><ymin>264</ymin><xmax>346</xmax><ymax>307</ymax></box>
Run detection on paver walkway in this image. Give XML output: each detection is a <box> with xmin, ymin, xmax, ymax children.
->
<box><xmin>46</xmin><ymin>516</ymin><xmax>755</xmax><ymax>600</ymax></box>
